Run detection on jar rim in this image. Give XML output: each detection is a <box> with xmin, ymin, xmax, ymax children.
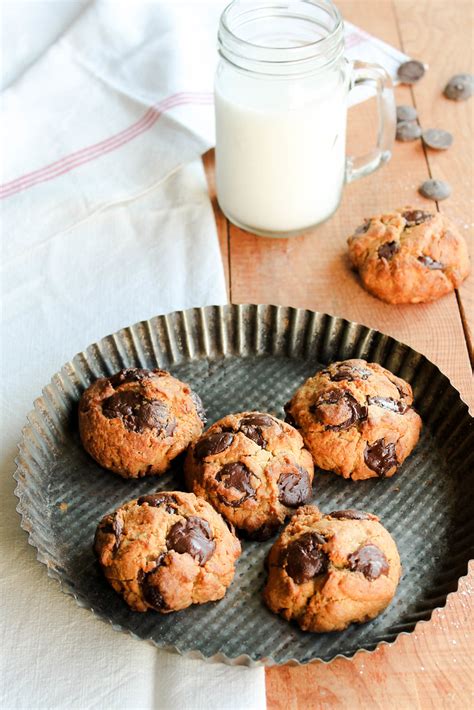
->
<box><xmin>218</xmin><ymin>0</ymin><xmax>345</xmax><ymax>75</ymax></box>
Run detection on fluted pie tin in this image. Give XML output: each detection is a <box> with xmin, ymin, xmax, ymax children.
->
<box><xmin>14</xmin><ymin>305</ymin><xmax>474</xmax><ymax>666</ymax></box>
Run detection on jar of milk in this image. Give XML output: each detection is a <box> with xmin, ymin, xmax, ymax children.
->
<box><xmin>215</xmin><ymin>0</ymin><xmax>395</xmax><ymax>237</ymax></box>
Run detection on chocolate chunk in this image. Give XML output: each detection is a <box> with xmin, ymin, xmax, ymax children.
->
<box><xmin>278</xmin><ymin>467</ymin><xmax>311</xmax><ymax>508</ymax></box>
<box><xmin>142</xmin><ymin>556</ymin><xmax>168</xmax><ymax>610</ymax></box>
<box><xmin>418</xmin><ymin>255</ymin><xmax>444</xmax><ymax>270</ymax></box>
<box><xmin>166</xmin><ymin>516</ymin><xmax>215</xmax><ymax>564</ymax></box>
<box><xmin>108</xmin><ymin>368</ymin><xmax>154</xmax><ymax>387</ymax></box>
<box><xmin>364</xmin><ymin>439</ymin><xmax>398</xmax><ymax>477</ymax></box>
<box><xmin>419</xmin><ymin>179</ymin><xmax>451</xmax><ymax>201</ymax></box>
<box><xmin>396</xmin><ymin>120</ymin><xmax>421</xmax><ymax>142</ymax></box>
<box><xmin>326</xmin><ymin>363</ymin><xmax>371</xmax><ymax>382</ymax></box>
<box><xmin>397</xmin><ymin>59</ymin><xmax>425</xmax><ymax>84</ymax></box>
<box><xmin>443</xmin><ymin>73</ymin><xmax>474</xmax><ymax>101</ymax></box>
<box><xmin>354</xmin><ymin>221</ymin><xmax>370</xmax><ymax>235</ymax></box>
<box><xmin>216</xmin><ymin>462</ymin><xmax>256</xmax><ymax>507</ymax></box>
<box><xmin>348</xmin><ymin>543</ymin><xmax>389</xmax><ymax>580</ymax></box>
<box><xmin>310</xmin><ymin>389</ymin><xmax>367</xmax><ymax>431</ymax></box>
<box><xmin>239</xmin><ymin>414</ymin><xmax>274</xmax><ymax>447</ymax></box>
<box><xmin>396</xmin><ymin>105</ymin><xmax>417</xmax><ymax>122</ymax></box>
<box><xmin>422</xmin><ymin>128</ymin><xmax>453</xmax><ymax>150</ymax></box>
<box><xmin>329</xmin><ymin>509</ymin><xmax>371</xmax><ymax>521</ymax></box>
<box><xmin>367</xmin><ymin>396</ymin><xmax>408</xmax><ymax>414</ymax></box>
<box><xmin>102</xmin><ymin>391</ymin><xmax>169</xmax><ymax>434</ymax></box>
<box><xmin>194</xmin><ymin>431</ymin><xmax>234</xmax><ymax>459</ymax></box>
<box><xmin>402</xmin><ymin>209</ymin><xmax>433</xmax><ymax>226</ymax></box>
<box><xmin>190</xmin><ymin>390</ymin><xmax>207</xmax><ymax>423</ymax></box>
<box><xmin>246</xmin><ymin>521</ymin><xmax>281</xmax><ymax>541</ymax></box>
<box><xmin>240</xmin><ymin>425</ymin><xmax>265</xmax><ymax>447</ymax></box>
<box><xmin>283</xmin><ymin>402</ymin><xmax>298</xmax><ymax>428</ymax></box>
<box><xmin>137</xmin><ymin>493</ymin><xmax>179</xmax><ymax>514</ymax></box>
<box><xmin>285</xmin><ymin>532</ymin><xmax>328</xmax><ymax>584</ymax></box>
<box><xmin>378</xmin><ymin>241</ymin><xmax>400</xmax><ymax>260</ymax></box>
<box><xmin>240</xmin><ymin>414</ymin><xmax>274</xmax><ymax>427</ymax></box>
<box><xmin>102</xmin><ymin>513</ymin><xmax>124</xmax><ymax>552</ymax></box>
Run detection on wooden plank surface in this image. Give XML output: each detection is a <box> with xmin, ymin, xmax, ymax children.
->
<box><xmin>393</xmin><ymin>0</ymin><xmax>474</xmax><ymax>364</ymax></box>
<box><xmin>204</xmin><ymin>0</ymin><xmax>473</xmax><ymax>706</ymax></box>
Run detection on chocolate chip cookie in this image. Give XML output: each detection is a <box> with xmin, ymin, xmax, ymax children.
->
<box><xmin>284</xmin><ymin>359</ymin><xmax>421</xmax><ymax>480</ymax></box>
<box><xmin>94</xmin><ymin>491</ymin><xmax>241</xmax><ymax>612</ymax></box>
<box><xmin>185</xmin><ymin>412</ymin><xmax>314</xmax><ymax>540</ymax></box>
<box><xmin>79</xmin><ymin>368</ymin><xmax>206</xmax><ymax>478</ymax></box>
<box><xmin>347</xmin><ymin>208</ymin><xmax>470</xmax><ymax>303</ymax></box>
<box><xmin>263</xmin><ymin>506</ymin><xmax>401</xmax><ymax>632</ymax></box>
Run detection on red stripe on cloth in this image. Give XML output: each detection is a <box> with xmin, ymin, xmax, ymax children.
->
<box><xmin>1</xmin><ymin>92</ymin><xmax>213</xmax><ymax>199</ymax></box>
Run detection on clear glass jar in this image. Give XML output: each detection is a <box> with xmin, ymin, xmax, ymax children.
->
<box><xmin>215</xmin><ymin>0</ymin><xmax>395</xmax><ymax>237</ymax></box>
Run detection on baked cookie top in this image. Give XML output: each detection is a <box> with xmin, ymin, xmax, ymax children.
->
<box><xmin>263</xmin><ymin>505</ymin><xmax>401</xmax><ymax>632</ymax></box>
<box><xmin>285</xmin><ymin>359</ymin><xmax>422</xmax><ymax>480</ymax></box>
<box><xmin>185</xmin><ymin>412</ymin><xmax>314</xmax><ymax>540</ymax></box>
<box><xmin>94</xmin><ymin>490</ymin><xmax>241</xmax><ymax>612</ymax></box>
<box><xmin>79</xmin><ymin>367</ymin><xmax>205</xmax><ymax>478</ymax></box>
<box><xmin>347</xmin><ymin>208</ymin><xmax>470</xmax><ymax>303</ymax></box>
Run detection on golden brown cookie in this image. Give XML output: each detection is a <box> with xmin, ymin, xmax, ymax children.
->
<box><xmin>185</xmin><ymin>412</ymin><xmax>314</xmax><ymax>540</ymax></box>
<box><xmin>284</xmin><ymin>359</ymin><xmax>421</xmax><ymax>480</ymax></box>
<box><xmin>263</xmin><ymin>506</ymin><xmax>401</xmax><ymax>632</ymax></box>
<box><xmin>94</xmin><ymin>491</ymin><xmax>241</xmax><ymax>612</ymax></box>
<box><xmin>79</xmin><ymin>367</ymin><xmax>205</xmax><ymax>478</ymax></box>
<box><xmin>347</xmin><ymin>207</ymin><xmax>470</xmax><ymax>303</ymax></box>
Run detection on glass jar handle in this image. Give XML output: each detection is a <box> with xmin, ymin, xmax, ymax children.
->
<box><xmin>345</xmin><ymin>60</ymin><xmax>396</xmax><ymax>183</ymax></box>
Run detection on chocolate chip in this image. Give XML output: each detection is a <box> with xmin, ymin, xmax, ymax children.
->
<box><xmin>402</xmin><ymin>209</ymin><xmax>433</xmax><ymax>226</ymax></box>
<box><xmin>240</xmin><ymin>414</ymin><xmax>274</xmax><ymax>427</ymax></box>
<box><xmin>216</xmin><ymin>462</ymin><xmax>256</xmax><ymax>507</ymax></box>
<box><xmin>396</xmin><ymin>105</ymin><xmax>417</xmax><ymax>122</ymax></box>
<box><xmin>310</xmin><ymin>389</ymin><xmax>367</xmax><ymax>431</ymax></box>
<box><xmin>102</xmin><ymin>391</ymin><xmax>170</xmax><ymax>434</ymax></box>
<box><xmin>378</xmin><ymin>241</ymin><xmax>400</xmax><ymax>260</ymax></box>
<box><xmin>397</xmin><ymin>59</ymin><xmax>425</xmax><ymax>84</ymax></box>
<box><xmin>142</xmin><ymin>556</ymin><xmax>168</xmax><ymax>610</ymax></box>
<box><xmin>396</xmin><ymin>121</ymin><xmax>421</xmax><ymax>142</ymax></box>
<box><xmin>108</xmin><ymin>368</ymin><xmax>154</xmax><ymax>387</ymax></box>
<box><xmin>367</xmin><ymin>396</ymin><xmax>408</xmax><ymax>414</ymax></box>
<box><xmin>277</xmin><ymin>467</ymin><xmax>311</xmax><ymax>508</ymax></box>
<box><xmin>348</xmin><ymin>543</ymin><xmax>389</xmax><ymax>580</ymax></box>
<box><xmin>422</xmin><ymin>128</ymin><xmax>453</xmax><ymax>150</ymax></box>
<box><xmin>166</xmin><ymin>516</ymin><xmax>215</xmax><ymax>565</ymax></box>
<box><xmin>443</xmin><ymin>73</ymin><xmax>474</xmax><ymax>101</ymax></box>
<box><xmin>329</xmin><ymin>509</ymin><xmax>371</xmax><ymax>521</ymax></box>
<box><xmin>418</xmin><ymin>255</ymin><xmax>444</xmax><ymax>270</ymax></box>
<box><xmin>246</xmin><ymin>521</ymin><xmax>281</xmax><ymax>541</ymax></box>
<box><xmin>190</xmin><ymin>390</ymin><xmax>207</xmax><ymax>423</ymax></box>
<box><xmin>354</xmin><ymin>221</ymin><xmax>370</xmax><ymax>235</ymax></box>
<box><xmin>239</xmin><ymin>425</ymin><xmax>266</xmax><ymax>447</ymax></box>
<box><xmin>101</xmin><ymin>513</ymin><xmax>124</xmax><ymax>552</ymax></box>
<box><xmin>283</xmin><ymin>403</ymin><xmax>298</xmax><ymax>428</ymax></box>
<box><xmin>137</xmin><ymin>494</ymin><xmax>179</xmax><ymax>514</ymax></box>
<box><xmin>326</xmin><ymin>363</ymin><xmax>371</xmax><ymax>382</ymax></box>
<box><xmin>419</xmin><ymin>179</ymin><xmax>451</xmax><ymax>201</ymax></box>
<box><xmin>194</xmin><ymin>431</ymin><xmax>234</xmax><ymax>459</ymax></box>
<box><xmin>285</xmin><ymin>532</ymin><xmax>328</xmax><ymax>584</ymax></box>
<box><xmin>364</xmin><ymin>439</ymin><xmax>398</xmax><ymax>477</ymax></box>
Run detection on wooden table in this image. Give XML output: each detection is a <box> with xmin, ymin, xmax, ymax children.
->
<box><xmin>204</xmin><ymin>0</ymin><xmax>473</xmax><ymax>706</ymax></box>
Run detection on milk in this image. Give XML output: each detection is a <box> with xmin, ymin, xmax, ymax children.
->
<box><xmin>215</xmin><ymin>68</ymin><xmax>349</xmax><ymax>235</ymax></box>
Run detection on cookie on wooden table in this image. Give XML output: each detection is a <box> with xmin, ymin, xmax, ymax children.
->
<box><xmin>185</xmin><ymin>412</ymin><xmax>314</xmax><ymax>540</ymax></box>
<box><xmin>347</xmin><ymin>207</ymin><xmax>470</xmax><ymax>303</ymax></box>
<box><xmin>79</xmin><ymin>367</ymin><xmax>206</xmax><ymax>478</ymax></box>
<box><xmin>94</xmin><ymin>491</ymin><xmax>241</xmax><ymax>612</ymax></box>
<box><xmin>263</xmin><ymin>506</ymin><xmax>401</xmax><ymax>632</ymax></box>
<box><xmin>284</xmin><ymin>359</ymin><xmax>421</xmax><ymax>480</ymax></box>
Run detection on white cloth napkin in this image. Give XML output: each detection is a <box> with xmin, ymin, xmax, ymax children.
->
<box><xmin>0</xmin><ymin>2</ymin><xmax>410</xmax><ymax>708</ymax></box>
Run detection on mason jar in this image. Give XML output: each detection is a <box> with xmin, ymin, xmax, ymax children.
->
<box><xmin>215</xmin><ymin>0</ymin><xmax>395</xmax><ymax>237</ymax></box>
